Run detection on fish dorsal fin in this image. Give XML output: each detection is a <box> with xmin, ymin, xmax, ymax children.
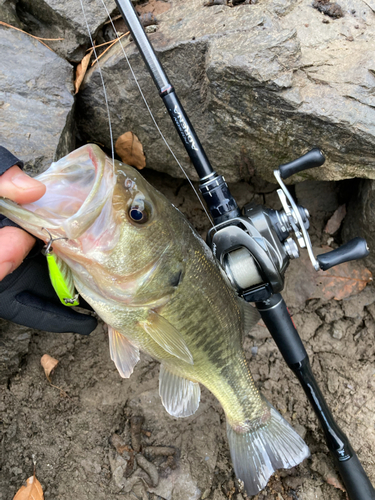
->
<box><xmin>139</xmin><ymin>311</ymin><xmax>193</xmax><ymax>365</ymax></box>
<box><xmin>159</xmin><ymin>364</ymin><xmax>200</xmax><ymax>418</ymax></box>
<box><xmin>237</xmin><ymin>297</ymin><xmax>260</xmax><ymax>335</ymax></box>
<box><xmin>108</xmin><ymin>325</ymin><xmax>140</xmax><ymax>378</ymax></box>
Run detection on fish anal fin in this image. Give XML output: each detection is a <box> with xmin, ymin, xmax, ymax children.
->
<box><xmin>237</xmin><ymin>297</ymin><xmax>260</xmax><ymax>335</ymax></box>
<box><xmin>108</xmin><ymin>325</ymin><xmax>140</xmax><ymax>378</ymax></box>
<box><xmin>159</xmin><ymin>364</ymin><xmax>200</xmax><ymax>418</ymax></box>
<box><xmin>139</xmin><ymin>311</ymin><xmax>193</xmax><ymax>365</ymax></box>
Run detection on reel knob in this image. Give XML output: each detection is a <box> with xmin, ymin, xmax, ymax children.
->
<box><xmin>317</xmin><ymin>238</ymin><xmax>370</xmax><ymax>271</ymax></box>
<box><xmin>279</xmin><ymin>148</ymin><xmax>325</xmax><ymax>179</ymax></box>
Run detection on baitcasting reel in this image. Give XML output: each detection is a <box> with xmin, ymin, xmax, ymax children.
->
<box><xmin>205</xmin><ymin>148</ymin><xmax>370</xmax><ymax>302</ymax></box>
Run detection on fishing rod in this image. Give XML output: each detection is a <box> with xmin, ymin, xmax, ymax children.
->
<box><xmin>113</xmin><ymin>0</ymin><xmax>374</xmax><ymax>498</ymax></box>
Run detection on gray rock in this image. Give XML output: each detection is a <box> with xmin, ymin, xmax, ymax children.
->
<box><xmin>77</xmin><ymin>0</ymin><xmax>375</xmax><ymax>183</ymax></box>
<box><xmin>0</xmin><ymin>26</ymin><xmax>74</xmax><ymax>173</ymax></box>
<box><xmin>0</xmin><ymin>0</ymin><xmax>22</xmax><ymax>26</ymax></box>
<box><xmin>295</xmin><ymin>181</ymin><xmax>339</xmax><ymax>216</ymax></box>
<box><xmin>16</xmin><ymin>0</ymin><xmax>117</xmax><ymax>62</ymax></box>
<box><xmin>343</xmin><ymin>179</ymin><xmax>375</xmax><ymax>274</ymax></box>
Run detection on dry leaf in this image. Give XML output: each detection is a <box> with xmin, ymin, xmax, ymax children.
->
<box><xmin>284</xmin><ymin>246</ymin><xmax>372</xmax><ymax>307</ymax></box>
<box><xmin>324</xmin><ymin>204</ymin><xmax>347</xmax><ymax>235</ymax></box>
<box><xmin>13</xmin><ymin>475</ymin><xmax>44</xmax><ymax>500</ymax></box>
<box><xmin>40</xmin><ymin>354</ymin><xmax>58</xmax><ymax>381</ymax></box>
<box><xmin>115</xmin><ymin>132</ymin><xmax>146</xmax><ymax>169</ymax></box>
<box><xmin>75</xmin><ymin>50</ymin><xmax>92</xmax><ymax>94</ymax></box>
<box><xmin>314</xmin><ymin>263</ymin><xmax>372</xmax><ymax>301</ymax></box>
<box><xmin>326</xmin><ymin>474</ymin><xmax>346</xmax><ymax>492</ymax></box>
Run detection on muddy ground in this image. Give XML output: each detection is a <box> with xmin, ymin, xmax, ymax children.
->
<box><xmin>1</xmin><ymin>171</ymin><xmax>374</xmax><ymax>500</ymax></box>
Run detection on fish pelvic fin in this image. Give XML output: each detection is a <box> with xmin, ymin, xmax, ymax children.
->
<box><xmin>139</xmin><ymin>311</ymin><xmax>193</xmax><ymax>365</ymax></box>
<box><xmin>159</xmin><ymin>364</ymin><xmax>200</xmax><ymax>418</ymax></box>
<box><xmin>108</xmin><ymin>325</ymin><xmax>140</xmax><ymax>378</ymax></box>
<box><xmin>227</xmin><ymin>400</ymin><xmax>310</xmax><ymax>496</ymax></box>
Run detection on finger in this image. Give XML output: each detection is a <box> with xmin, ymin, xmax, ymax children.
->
<box><xmin>0</xmin><ymin>226</ymin><xmax>36</xmax><ymax>281</ymax></box>
<box><xmin>0</xmin><ymin>165</ymin><xmax>46</xmax><ymax>204</ymax></box>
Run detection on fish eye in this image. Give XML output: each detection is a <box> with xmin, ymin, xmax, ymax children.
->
<box><xmin>128</xmin><ymin>205</ymin><xmax>149</xmax><ymax>224</ymax></box>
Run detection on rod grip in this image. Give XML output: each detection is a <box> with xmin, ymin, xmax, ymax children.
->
<box><xmin>336</xmin><ymin>453</ymin><xmax>375</xmax><ymax>500</ymax></box>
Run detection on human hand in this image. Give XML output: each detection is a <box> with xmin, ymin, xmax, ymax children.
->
<box><xmin>0</xmin><ymin>164</ymin><xmax>97</xmax><ymax>335</ymax></box>
<box><xmin>0</xmin><ymin>165</ymin><xmax>46</xmax><ymax>280</ymax></box>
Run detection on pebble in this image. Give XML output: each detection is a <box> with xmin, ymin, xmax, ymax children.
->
<box><xmin>332</xmin><ymin>328</ymin><xmax>343</xmax><ymax>340</ymax></box>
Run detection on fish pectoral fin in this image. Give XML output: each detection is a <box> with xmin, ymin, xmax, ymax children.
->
<box><xmin>237</xmin><ymin>297</ymin><xmax>261</xmax><ymax>335</ymax></box>
<box><xmin>108</xmin><ymin>325</ymin><xmax>140</xmax><ymax>378</ymax></box>
<box><xmin>139</xmin><ymin>311</ymin><xmax>193</xmax><ymax>365</ymax></box>
<box><xmin>159</xmin><ymin>364</ymin><xmax>200</xmax><ymax>418</ymax></box>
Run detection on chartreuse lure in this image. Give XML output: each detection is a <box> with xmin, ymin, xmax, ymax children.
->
<box><xmin>42</xmin><ymin>230</ymin><xmax>79</xmax><ymax>307</ymax></box>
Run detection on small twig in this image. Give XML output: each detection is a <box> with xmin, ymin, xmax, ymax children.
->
<box><xmin>91</xmin><ymin>31</ymin><xmax>130</xmax><ymax>67</ymax></box>
<box><xmin>361</xmin><ymin>0</ymin><xmax>375</xmax><ymax>11</ymax></box>
<box><xmin>86</xmin><ymin>35</ymin><xmax>127</xmax><ymax>51</ymax></box>
<box><xmin>0</xmin><ymin>21</ymin><xmax>64</xmax><ymax>51</ymax></box>
<box><xmin>104</xmin><ymin>14</ymin><xmax>123</xmax><ymax>24</ymax></box>
<box><xmin>48</xmin><ymin>381</ymin><xmax>70</xmax><ymax>399</ymax></box>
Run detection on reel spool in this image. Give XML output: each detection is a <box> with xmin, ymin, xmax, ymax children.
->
<box><xmin>223</xmin><ymin>247</ymin><xmax>263</xmax><ymax>290</ymax></box>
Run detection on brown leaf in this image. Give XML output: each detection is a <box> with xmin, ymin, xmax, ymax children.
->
<box><xmin>324</xmin><ymin>204</ymin><xmax>347</xmax><ymax>234</ymax></box>
<box><xmin>326</xmin><ymin>474</ymin><xmax>346</xmax><ymax>492</ymax></box>
<box><xmin>40</xmin><ymin>354</ymin><xmax>58</xmax><ymax>381</ymax></box>
<box><xmin>13</xmin><ymin>475</ymin><xmax>44</xmax><ymax>500</ymax></box>
<box><xmin>115</xmin><ymin>132</ymin><xmax>146</xmax><ymax>169</ymax></box>
<box><xmin>283</xmin><ymin>246</ymin><xmax>372</xmax><ymax>307</ymax></box>
<box><xmin>314</xmin><ymin>263</ymin><xmax>372</xmax><ymax>301</ymax></box>
<box><xmin>74</xmin><ymin>50</ymin><xmax>92</xmax><ymax>94</ymax></box>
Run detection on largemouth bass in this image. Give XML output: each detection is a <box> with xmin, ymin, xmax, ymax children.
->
<box><xmin>0</xmin><ymin>145</ymin><xmax>309</xmax><ymax>495</ymax></box>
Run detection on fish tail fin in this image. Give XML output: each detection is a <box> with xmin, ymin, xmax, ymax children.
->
<box><xmin>226</xmin><ymin>400</ymin><xmax>310</xmax><ymax>496</ymax></box>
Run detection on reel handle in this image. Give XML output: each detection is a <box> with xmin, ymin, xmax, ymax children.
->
<box><xmin>279</xmin><ymin>147</ymin><xmax>325</xmax><ymax>179</ymax></box>
<box><xmin>317</xmin><ymin>237</ymin><xmax>370</xmax><ymax>271</ymax></box>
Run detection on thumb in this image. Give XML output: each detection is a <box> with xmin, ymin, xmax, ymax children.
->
<box><xmin>0</xmin><ymin>165</ymin><xmax>46</xmax><ymax>204</ymax></box>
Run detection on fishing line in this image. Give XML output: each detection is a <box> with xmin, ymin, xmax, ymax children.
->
<box><xmin>86</xmin><ymin>0</ymin><xmax>215</xmax><ymax>230</ymax></box>
<box><xmin>78</xmin><ymin>0</ymin><xmax>115</xmax><ymax>172</ymax></box>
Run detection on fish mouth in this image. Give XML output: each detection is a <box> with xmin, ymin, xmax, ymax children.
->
<box><xmin>0</xmin><ymin>144</ymin><xmax>117</xmax><ymax>242</ymax></box>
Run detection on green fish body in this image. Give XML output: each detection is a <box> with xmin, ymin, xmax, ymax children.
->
<box><xmin>0</xmin><ymin>145</ymin><xmax>309</xmax><ymax>495</ymax></box>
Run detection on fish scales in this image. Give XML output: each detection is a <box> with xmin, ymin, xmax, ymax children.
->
<box><xmin>0</xmin><ymin>144</ymin><xmax>310</xmax><ymax>496</ymax></box>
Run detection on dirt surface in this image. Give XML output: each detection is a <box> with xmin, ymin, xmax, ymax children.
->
<box><xmin>1</xmin><ymin>169</ymin><xmax>374</xmax><ymax>500</ymax></box>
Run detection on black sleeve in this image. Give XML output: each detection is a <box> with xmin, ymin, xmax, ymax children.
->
<box><xmin>0</xmin><ymin>146</ymin><xmax>24</xmax><ymax>174</ymax></box>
